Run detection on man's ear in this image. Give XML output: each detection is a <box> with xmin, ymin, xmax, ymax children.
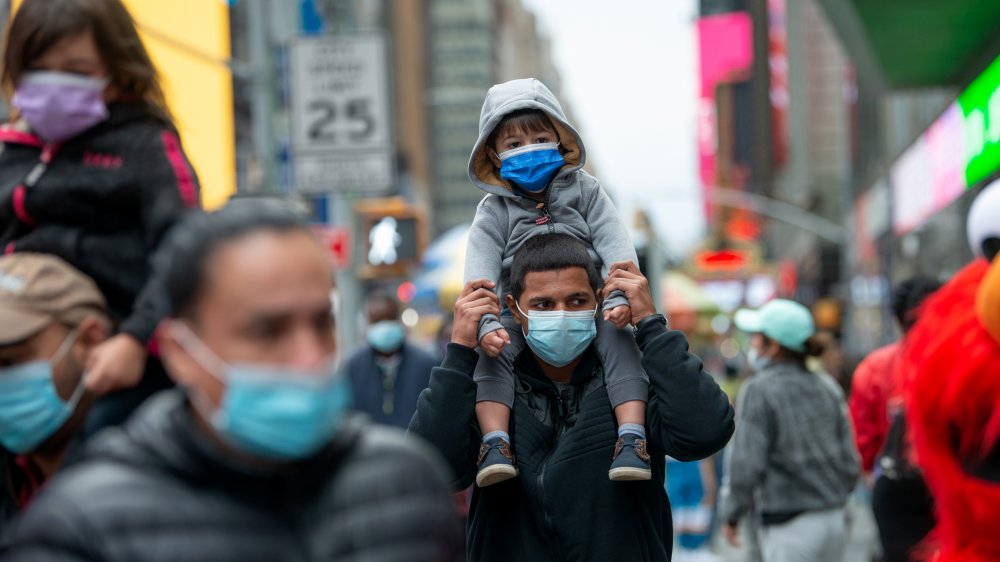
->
<box><xmin>157</xmin><ymin>320</ymin><xmax>200</xmax><ymax>388</ymax></box>
<box><xmin>73</xmin><ymin>315</ymin><xmax>109</xmax><ymax>367</ymax></box>
<box><xmin>765</xmin><ymin>338</ymin><xmax>782</xmax><ymax>359</ymax></box>
<box><xmin>506</xmin><ymin>294</ymin><xmax>524</xmax><ymax>326</ymax></box>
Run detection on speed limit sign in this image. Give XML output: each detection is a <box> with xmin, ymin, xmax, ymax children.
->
<box><xmin>290</xmin><ymin>34</ymin><xmax>394</xmax><ymax>193</ymax></box>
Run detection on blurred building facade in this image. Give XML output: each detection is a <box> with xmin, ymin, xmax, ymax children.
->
<box><xmin>693</xmin><ymin>0</ymin><xmax>852</xmax><ymax>332</ymax></box>
<box><xmin>229</xmin><ymin>0</ymin><xmax>565</xmax><ymax>237</ymax></box>
<box><xmin>819</xmin><ymin>0</ymin><xmax>1000</xmax><ymax>355</ymax></box>
<box><xmin>696</xmin><ymin>0</ymin><xmax>1000</xmax><ymax>358</ymax></box>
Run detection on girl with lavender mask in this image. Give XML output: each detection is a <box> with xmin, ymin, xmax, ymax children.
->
<box><xmin>0</xmin><ymin>0</ymin><xmax>201</xmax><ymax>432</ymax></box>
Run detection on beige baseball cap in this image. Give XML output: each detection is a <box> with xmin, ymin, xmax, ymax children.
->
<box><xmin>0</xmin><ymin>253</ymin><xmax>108</xmax><ymax>345</ymax></box>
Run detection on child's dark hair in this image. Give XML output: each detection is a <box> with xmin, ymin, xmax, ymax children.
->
<box><xmin>487</xmin><ymin>108</ymin><xmax>558</xmax><ymax>150</ymax></box>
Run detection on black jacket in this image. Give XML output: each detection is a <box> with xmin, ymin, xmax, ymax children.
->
<box><xmin>344</xmin><ymin>343</ymin><xmax>439</xmax><ymax>429</ymax></box>
<box><xmin>3</xmin><ymin>391</ymin><xmax>463</xmax><ymax>562</ymax></box>
<box><xmin>409</xmin><ymin>316</ymin><xmax>735</xmax><ymax>562</ymax></box>
<box><xmin>0</xmin><ymin>104</ymin><xmax>201</xmax><ymax>342</ymax></box>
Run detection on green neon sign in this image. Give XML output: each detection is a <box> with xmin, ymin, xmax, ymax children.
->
<box><xmin>960</xmin><ymin>54</ymin><xmax>1000</xmax><ymax>187</ymax></box>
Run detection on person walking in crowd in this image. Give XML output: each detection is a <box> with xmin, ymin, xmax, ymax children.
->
<box><xmin>904</xmin><ymin>183</ymin><xmax>1000</xmax><ymax>562</ymax></box>
<box><xmin>2</xmin><ymin>200</ymin><xmax>462</xmax><ymax>561</ymax></box>
<box><xmin>0</xmin><ymin>254</ymin><xmax>110</xmax><ymax>547</ymax></box>
<box><xmin>667</xmin><ymin>456</ymin><xmax>723</xmax><ymax>562</ymax></box>
<box><xmin>464</xmin><ymin>78</ymin><xmax>652</xmax><ymax>487</ymax></box>
<box><xmin>342</xmin><ymin>292</ymin><xmax>438</xmax><ymax>429</ymax></box>
<box><xmin>720</xmin><ymin>299</ymin><xmax>859</xmax><ymax>562</ymax></box>
<box><xmin>850</xmin><ymin>276</ymin><xmax>941</xmax><ymax>562</ymax></box>
<box><xmin>410</xmin><ymin>233</ymin><xmax>734</xmax><ymax>562</ymax></box>
<box><xmin>0</xmin><ymin>0</ymin><xmax>201</xmax><ymax>431</ymax></box>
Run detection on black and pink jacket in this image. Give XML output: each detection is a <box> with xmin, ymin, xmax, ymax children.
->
<box><xmin>0</xmin><ymin>102</ymin><xmax>201</xmax><ymax>343</ymax></box>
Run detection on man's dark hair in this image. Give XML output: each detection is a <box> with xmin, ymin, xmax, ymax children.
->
<box><xmin>509</xmin><ymin>234</ymin><xmax>602</xmax><ymax>301</ymax></box>
<box><xmin>892</xmin><ymin>275</ymin><xmax>942</xmax><ymax>332</ymax></box>
<box><xmin>155</xmin><ymin>198</ymin><xmax>312</xmax><ymax>319</ymax></box>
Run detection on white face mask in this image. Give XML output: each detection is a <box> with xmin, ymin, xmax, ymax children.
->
<box><xmin>746</xmin><ymin>347</ymin><xmax>770</xmax><ymax>372</ymax></box>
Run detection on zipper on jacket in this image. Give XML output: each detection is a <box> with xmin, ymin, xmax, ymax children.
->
<box><xmin>534</xmin><ymin>384</ymin><xmax>567</xmax><ymax>561</ymax></box>
<box><xmin>539</xmin><ymin>188</ymin><xmax>556</xmax><ymax>233</ymax></box>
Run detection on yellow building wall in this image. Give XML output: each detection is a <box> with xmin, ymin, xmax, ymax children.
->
<box><xmin>12</xmin><ymin>0</ymin><xmax>235</xmax><ymax>209</ymax></box>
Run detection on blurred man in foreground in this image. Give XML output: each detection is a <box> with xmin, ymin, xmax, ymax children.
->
<box><xmin>3</xmin><ymin>200</ymin><xmax>462</xmax><ymax>561</ymax></box>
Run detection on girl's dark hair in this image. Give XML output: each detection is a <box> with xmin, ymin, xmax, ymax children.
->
<box><xmin>487</xmin><ymin>108</ymin><xmax>557</xmax><ymax>149</ymax></box>
<box><xmin>155</xmin><ymin>198</ymin><xmax>311</xmax><ymax>319</ymax></box>
<box><xmin>1</xmin><ymin>0</ymin><xmax>172</xmax><ymax>124</ymax></box>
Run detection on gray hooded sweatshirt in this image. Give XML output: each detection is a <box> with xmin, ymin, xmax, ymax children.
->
<box><xmin>464</xmin><ymin>78</ymin><xmax>637</xmax><ymax>340</ymax></box>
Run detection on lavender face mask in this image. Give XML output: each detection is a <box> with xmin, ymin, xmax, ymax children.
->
<box><xmin>12</xmin><ymin>71</ymin><xmax>109</xmax><ymax>143</ymax></box>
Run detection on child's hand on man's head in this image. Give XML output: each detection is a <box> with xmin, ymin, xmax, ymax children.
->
<box><xmin>604</xmin><ymin>305</ymin><xmax>632</xmax><ymax>329</ymax></box>
<box><xmin>480</xmin><ymin>328</ymin><xmax>510</xmax><ymax>358</ymax></box>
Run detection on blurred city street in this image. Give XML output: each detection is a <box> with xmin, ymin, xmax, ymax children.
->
<box><xmin>0</xmin><ymin>0</ymin><xmax>998</xmax><ymax>560</ymax></box>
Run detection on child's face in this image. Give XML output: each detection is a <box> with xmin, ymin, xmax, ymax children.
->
<box><xmin>493</xmin><ymin>124</ymin><xmax>558</xmax><ymax>155</ymax></box>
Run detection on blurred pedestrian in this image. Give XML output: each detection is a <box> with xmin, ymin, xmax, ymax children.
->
<box><xmin>667</xmin><ymin>456</ymin><xmax>723</xmax><ymax>562</ymax></box>
<box><xmin>850</xmin><ymin>276</ymin><xmax>940</xmax><ymax>562</ymax></box>
<box><xmin>464</xmin><ymin>78</ymin><xmax>650</xmax><ymax>487</ymax></box>
<box><xmin>2</xmin><ymin>200</ymin><xmax>462</xmax><ymax>561</ymax></box>
<box><xmin>904</xmin><ymin>184</ymin><xmax>1000</xmax><ymax>562</ymax></box>
<box><xmin>0</xmin><ymin>254</ymin><xmax>109</xmax><ymax>547</ymax></box>
<box><xmin>0</xmin><ymin>0</ymin><xmax>200</xmax><ymax>431</ymax></box>
<box><xmin>410</xmin><ymin>233</ymin><xmax>734</xmax><ymax>561</ymax></box>
<box><xmin>341</xmin><ymin>292</ymin><xmax>438</xmax><ymax>429</ymax></box>
<box><xmin>720</xmin><ymin>299</ymin><xmax>859</xmax><ymax>562</ymax></box>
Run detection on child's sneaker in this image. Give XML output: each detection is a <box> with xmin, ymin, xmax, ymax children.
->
<box><xmin>476</xmin><ymin>436</ymin><xmax>518</xmax><ymax>487</ymax></box>
<box><xmin>609</xmin><ymin>432</ymin><xmax>652</xmax><ymax>481</ymax></box>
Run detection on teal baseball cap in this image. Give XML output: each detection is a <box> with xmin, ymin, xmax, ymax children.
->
<box><xmin>734</xmin><ymin>299</ymin><xmax>815</xmax><ymax>353</ymax></box>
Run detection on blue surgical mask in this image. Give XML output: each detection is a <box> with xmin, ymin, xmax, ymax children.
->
<box><xmin>499</xmin><ymin>142</ymin><xmax>565</xmax><ymax>193</ymax></box>
<box><xmin>174</xmin><ymin>324</ymin><xmax>352</xmax><ymax>461</ymax></box>
<box><xmin>0</xmin><ymin>330</ymin><xmax>85</xmax><ymax>453</ymax></box>
<box><xmin>515</xmin><ymin>301</ymin><xmax>597</xmax><ymax>367</ymax></box>
<box><xmin>367</xmin><ymin>320</ymin><xmax>405</xmax><ymax>353</ymax></box>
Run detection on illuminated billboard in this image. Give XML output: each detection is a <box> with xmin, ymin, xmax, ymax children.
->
<box><xmin>892</xmin><ymin>53</ymin><xmax>1000</xmax><ymax>234</ymax></box>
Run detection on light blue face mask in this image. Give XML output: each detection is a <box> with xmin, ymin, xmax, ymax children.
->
<box><xmin>0</xmin><ymin>330</ymin><xmax>85</xmax><ymax>454</ymax></box>
<box><xmin>499</xmin><ymin>142</ymin><xmax>565</xmax><ymax>193</ymax></box>
<box><xmin>367</xmin><ymin>320</ymin><xmax>405</xmax><ymax>353</ymax></box>
<box><xmin>174</xmin><ymin>324</ymin><xmax>352</xmax><ymax>461</ymax></box>
<box><xmin>515</xmin><ymin>301</ymin><xmax>597</xmax><ymax>367</ymax></box>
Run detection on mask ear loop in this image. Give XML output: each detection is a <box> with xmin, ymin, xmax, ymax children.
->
<box><xmin>170</xmin><ymin>321</ymin><xmax>228</xmax><ymax>379</ymax></box>
<box><xmin>50</xmin><ymin>329</ymin><xmax>88</xmax><ymax>409</ymax></box>
<box><xmin>167</xmin><ymin>321</ymin><xmax>232</xmax><ymax>426</ymax></box>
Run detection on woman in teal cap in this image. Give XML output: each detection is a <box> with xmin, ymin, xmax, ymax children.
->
<box><xmin>718</xmin><ymin>299</ymin><xmax>859</xmax><ymax>562</ymax></box>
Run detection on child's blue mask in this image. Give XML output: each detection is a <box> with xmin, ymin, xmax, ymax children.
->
<box><xmin>498</xmin><ymin>142</ymin><xmax>565</xmax><ymax>193</ymax></box>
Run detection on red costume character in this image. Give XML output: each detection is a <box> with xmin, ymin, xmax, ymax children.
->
<box><xmin>906</xmin><ymin>183</ymin><xmax>1000</xmax><ymax>562</ymax></box>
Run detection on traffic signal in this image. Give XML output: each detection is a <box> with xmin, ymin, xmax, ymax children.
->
<box><xmin>354</xmin><ymin>197</ymin><xmax>426</xmax><ymax>278</ymax></box>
